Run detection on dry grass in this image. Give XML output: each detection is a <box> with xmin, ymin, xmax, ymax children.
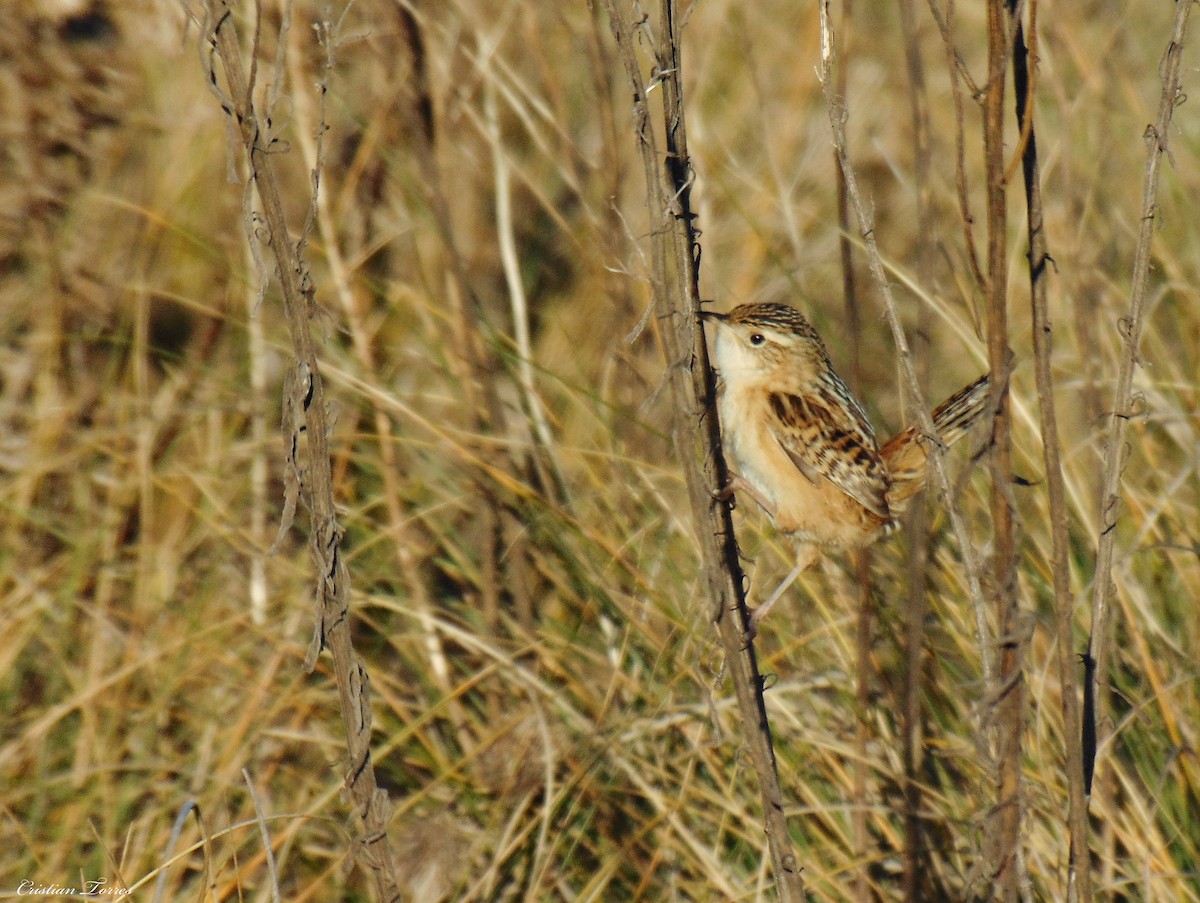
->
<box><xmin>2</xmin><ymin>0</ymin><xmax>1198</xmax><ymax>900</ymax></box>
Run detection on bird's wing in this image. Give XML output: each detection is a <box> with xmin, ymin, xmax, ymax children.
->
<box><xmin>766</xmin><ymin>372</ymin><xmax>891</xmax><ymax>520</ymax></box>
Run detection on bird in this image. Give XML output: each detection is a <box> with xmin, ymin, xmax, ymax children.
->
<box><xmin>702</xmin><ymin>302</ymin><xmax>989</xmax><ymax>638</ymax></box>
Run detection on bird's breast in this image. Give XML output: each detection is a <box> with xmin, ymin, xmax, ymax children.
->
<box><xmin>719</xmin><ymin>384</ymin><xmax>891</xmax><ymax>551</ymax></box>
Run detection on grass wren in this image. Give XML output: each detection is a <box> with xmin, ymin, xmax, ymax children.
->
<box><xmin>703</xmin><ymin>302</ymin><xmax>989</xmax><ymax>637</ymax></box>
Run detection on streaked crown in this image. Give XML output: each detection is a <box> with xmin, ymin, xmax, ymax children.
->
<box><xmin>705</xmin><ymin>302</ymin><xmax>830</xmax><ymax>386</ymax></box>
<box><xmin>723</xmin><ymin>303</ymin><xmax>824</xmax><ymax>344</ymax></box>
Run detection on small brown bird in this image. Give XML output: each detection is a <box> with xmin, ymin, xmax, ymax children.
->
<box><xmin>704</xmin><ymin>302</ymin><xmax>989</xmax><ymax>637</ymax></box>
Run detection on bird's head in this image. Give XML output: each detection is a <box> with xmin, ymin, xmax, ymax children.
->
<box><xmin>702</xmin><ymin>303</ymin><xmax>829</xmax><ymax>387</ymax></box>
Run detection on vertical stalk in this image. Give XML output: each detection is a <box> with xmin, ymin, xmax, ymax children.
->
<box><xmin>201</xmin><ymin>4</ymin><xmax>402</xmax><ymax>897</ymax></box>
<box><xmin>1010</xmin><ymin>2</ymin><xmax>1093</xmax><ymax>899</ymax></box>
<box><xmin>601</xmin><ymin>2</ymin><xmax>809</xmax><ymax>898</ymax></box>
<box><xmin>896</xmin><ymin>0</ymin><xmax>936</xmax><ymax>895</ymax></box>
<box><xmin>827</xmin><ymin>5</ymin><xmax>875</xmax><ymax>901</ymax></box>
<box><xmin>983</xmin><ymin>2</ymin><xmax>1023</xmax><ymax>899</ymax></box>
<box><xmin>1087</xmin><ymin>0</ymin><xmax>1192</xmax><ymax>890</ymax></box>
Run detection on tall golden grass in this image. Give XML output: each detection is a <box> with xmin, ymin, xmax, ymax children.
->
<box><xmin>2</xmin><ymin>0</ymin><xmax>1197</xmax><ymax>900</ymax></box>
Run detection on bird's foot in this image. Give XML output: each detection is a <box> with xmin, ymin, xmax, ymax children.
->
<box><xmin>710</xmin><ymin>478</ymin><xmax>737</xmax><ymax>509</ymax></box>
<box><xmin>741</xmin><ymin>605</ymin><xmax>763</xmax><ymax>646</ymax></box>
<box><xmin>713</xmin><ymin>472</ymin><xmax>780</xmax><ymax>519</ymax></box>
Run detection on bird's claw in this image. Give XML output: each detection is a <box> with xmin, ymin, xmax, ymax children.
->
<box><xmin>710</xmin><ymin>480</ymin><xmax>737</xmax><ymax>508</ymax></box>
<box><xmin>741</xmin><ymin>605</ymin><xmax>760</xmax><ymax>646</ymax></box>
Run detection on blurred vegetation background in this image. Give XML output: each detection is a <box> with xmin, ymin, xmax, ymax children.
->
<box><xmin>2</xmin><ymin>0</ymin><xmax>1197</xmax><ymax>900</ymax></box>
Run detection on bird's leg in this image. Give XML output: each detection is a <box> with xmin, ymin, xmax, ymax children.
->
<box><xmin>746</xmin><ymin>544</ymin><xmax>820</xmax><ymax>640</ymax></box>
<box><xmin>714</xmin><ymin>472</ymin><xmax>777</xmax><ymax>519</ymax></box>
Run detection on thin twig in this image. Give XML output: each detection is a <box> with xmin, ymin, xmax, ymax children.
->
<box><xmin>929</xmin><ymin>0</ymin><xmax>986</xmax><ymax>293</ymax></box>
<box><xmin>1087</xmin><ymin>0</ymin><xmax>1192</xmax><ymax>841</ymax></box>
<box><xmin>895</xmin><ymin>0</ymin><xmax>937</xmax><ymax>894</ymax></box>
<box><xmin>1011</xmin><ymin>2</ymin><xmax>1093</xmax><ymax>900</ymax></box>
<box><xmin>983</xmin><ymin>1</ymin><xmax>1025</xmax><ymax>898</ymax></box>
<box><xmin>151</xmin><ymin>800</ymin><xmax>205</xmax><ymax>903</ymax></box>
<box><xmin>828</xmin><ymin>6</ymin><xmax>874</xmax><ymax>901</ymax></box>
<box><xmin>817</xmin><ymin>0</ymin><xmax>992</xmax><ymax>689</ymax></box>
<box><xmin>820</xmin><ymin>7</ymin><xmax>1020</xmax><ymax>892</ymax></box>
<box><xmin>283</xmin><ymin>3</ymin><xmax>467</xmax><ymax>741</ymax></box>
<box><xmin>600</xmin><ymin>1</ymin><xmax>808</xmax><ymax>899</ymax></box>
<box><xmin>242</xmin><ymin>768</ymin><xmax>281</xmax><ymax>903</ymax></box>
<box><xmin>200</xmin><ymin>4</ymin><xmax>402</xmax><ymax>898</ymax></box>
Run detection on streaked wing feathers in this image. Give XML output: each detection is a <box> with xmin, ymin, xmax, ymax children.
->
<box><xmin>766</xmin><ymin>374</ymin><xmax>891</xmax><ymax>520</ymax></box>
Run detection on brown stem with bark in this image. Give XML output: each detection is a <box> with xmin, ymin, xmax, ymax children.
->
<box><xmin>200</xmin><ymin>3</ymin><xmax>401</xmax><ymax>899</ymax></box>
<box><xmin>1011</xmin><ymin>3</ymin><xmax>1093</xmax><ymax>900</ymax></box>
<box><xmin>896</xmin><ymin>0</ymin><xmax>936</xmax><ymax>895</ymax></box>
<box><xmin>601</xmin><ymin>2</ymin><xmax>808</xmax><ymax>899</ymax></box>
<box><xmin>983</xmin><ymin>2</ymin><xmax>1024</xmax><ymax>898</ymax></box>
<box><xmin>1086</xmin><ymin>0</ymin><xmax>1193</xmax><ymax>883</ymax></box>
<box><xmin>929</xmin><ymin>0</ymin><xmax>986</xmax><ymax>294</ymax></box>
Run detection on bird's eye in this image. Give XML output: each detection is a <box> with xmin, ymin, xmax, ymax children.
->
<box><xmin>748</xmin><ymin>333</ymin><xmax>766</xmax><ymax>347</ymax></box>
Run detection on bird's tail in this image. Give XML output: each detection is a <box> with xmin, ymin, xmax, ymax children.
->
<box><xmin>930</xmin><ymin>373</ymin><xmax>991</xmax><ymax>448</ymax></box>
<box><xmin>881</xmin><ymin>373</ymin><xmax>990</xmax><ymax>509</ymax></box>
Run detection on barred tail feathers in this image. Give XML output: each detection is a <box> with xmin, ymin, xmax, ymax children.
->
<box><xmin>881</xmin><ymin>373</ymin><xmax>990</xmax><ymax>509</ymax></box>
<box><xmin>930</xmin><ymin>373</ymin><xmax>991</xmax><ymax>448</ymax></box>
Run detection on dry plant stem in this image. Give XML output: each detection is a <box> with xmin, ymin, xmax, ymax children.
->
<box><xmin>1011</xmin><ymin>7</ymin><xmax>1093</xmax><ymax>901</ymax></box>
<box><xmin>200</xmin><ymin>4</ymin><xmax>402</xmax><ymax>899</ymax></box>
<box><xmin>150</xmin><ymin>801</ymin><xmax>205</xmax><ymax>903</ymax></box>
<box><xmin>483</xmin><ymin>77</ymin><xmax>571</xmax><ymax>508</ymax></box>
<box><xmin>243</xmin><ymin>768</ymin><xmax>282</xmax><ymax>903</ymax></box>
<box><xmin>1088</xmin><ymin>0</ymin><xmax>1193</xmax><ymax>819</ymax></box>
<box><xmin>835</xmin><ymin>1</ymin><xmax>861</xmax><ymax>392</ymax></box>
<box><xmin>829</xmin><ymin>5</ymin><xmax>872</xmax><ymax>901</ymax></box>
<box><xmin>929</xmin><ymin>0</ymin><xmax>986</xmax><ymax>293</ymax></box>
<box><xmin>851</xmin><ymin>553</ymin><xmax>873</xmax><ymax>903</ymax></box>
<box><xmin>654</xmin><ymin>6</ymin><xmax>808</xmax><ymax>898</ymax></box>
<box><xmin>601</xmin><ymin>2</ymin><xmax>808</xmax><ymax>899</ymax></box>
<box><xmin>896</xmin><ymin>0</ymin><xmax>936</xmax><ymax>894</ymax></box>
<box><xmin>281</xmin><ymin>9</ymin><xmax>458</xmax><ymax>714</ymax></box>
<box><xmin>821</xmin><ymin>7</ymin><xmax>1020</xmax><ymax>889</ymax></box>
<box><xmin>247</xmin><ymin>213</ymin><xmax>270</xmax><ymax>627</ymax></box>
<box><xmin>817</xmin><ymin>2</ymin><xmax>992</xmax><ymax>684</ymax></box>
<box><xmin>983</xmin><ymin>2</ymin><xmax>1024</xmax><ymax>899</ymax></box>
